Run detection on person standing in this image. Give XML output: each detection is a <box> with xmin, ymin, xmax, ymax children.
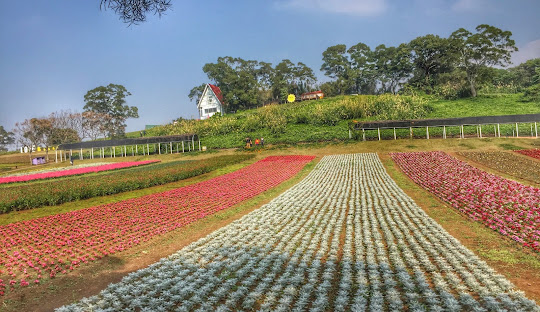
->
<box><xmin>255</xmin><ymin>138</ymin><xmax>260</xmax><ymax>146</ymax></box>
<box><xmin>261</xmin><ymin>137</ymin><xmax>264</xmax><ymax>147</ymax></box>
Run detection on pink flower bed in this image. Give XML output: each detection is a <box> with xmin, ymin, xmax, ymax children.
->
<box><xmin>0</xmin><ymin>160</ymin><xmax>160</xmax><ymax>184</ymax></box>
<box><xmin>0</xmin><ymin>155</ymin><xmax>315</xmax><ymax>294</ymax></box>
<box><xmin>391</xmin><ymin>151</ymin><xmax>540</xmax><ymax>252</ymax></box>
<box><xmin>516</xmin><ymin>148</ymin><xmax>540</xmax><ymax>160</ymax></box>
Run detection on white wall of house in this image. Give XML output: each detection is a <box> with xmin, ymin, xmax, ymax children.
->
<box><xmin>197</xmin><ymin>85</ymin><xmax>223</xmax><ymax>119</ymax></box>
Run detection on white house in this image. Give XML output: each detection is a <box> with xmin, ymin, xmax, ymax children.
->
<box><xmin>197</xmin><ymin>84</ymin><xmax>224</xmax><ymax>120</ymax></box>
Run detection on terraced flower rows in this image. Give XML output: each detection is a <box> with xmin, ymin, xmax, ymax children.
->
<box><xmin>516</xmin><ymin>149</ymin><xmax>540</xmax><ymax>160</ymax></box>
<box><xmin>392</xmin><ymin>151</ymin><xmax>540</xmax><ymax>252</ymax></box>
<box><xmin>458</xmin><ymin>151</ymin><xmax>540</xmax><ymax>184</ymax></box>
<box><xmin>0</xmin><ymin>162</ymin><xmax>109</xmax><ymax>178</ymax></box>
<box><xmin>59</xmin><ymin>154</ymin><xmax>538</xmax><ymax>311</ymax></box>
<box><xmin>0</xmin><ymin>155</ymin><xmax>314</xmax><ymax>295</ymax></box>
<box><xmin>0</xmin><ymin>160</ymin><xmax>160</xmax><ymax>184</ymax></box>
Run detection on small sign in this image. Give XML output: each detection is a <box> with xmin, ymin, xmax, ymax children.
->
<box><xmin>287</xmin><ymin>94</ymin><xmax>296</xmax><ymax>103</ymax></box>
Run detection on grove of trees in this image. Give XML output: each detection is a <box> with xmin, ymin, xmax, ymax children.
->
<box><xmin>190</xmin><ymin>57</ymin><xmax>317</xmax><ymax>113</ymax></box>
<box><xmin>191</xmin><ymin>24</ymin><xmax>538</xmax><ymax>110</ymax></box>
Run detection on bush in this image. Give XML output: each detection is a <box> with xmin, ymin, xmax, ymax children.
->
<box><xmin>521</xmin><ymin>84</ymin><xmax>540</xmax><ymax>102</ymax></box>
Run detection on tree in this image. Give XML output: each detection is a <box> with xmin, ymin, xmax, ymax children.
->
<box><xmin>450</xmin><ymin>24</ymin><xmax>518</xmax><ymax>97</ymax></box>
<box><xmin>321</xmin><ymin>44</ymin><xmax>355</xmax><ymax>95</ymax></box>
<box><xmin>188</xmin><ymin>83</ymin><xmax>207</xmax><ymax>103</ymax></box>
<box><xmin>0</xmin><ymin>125</ymin><xmax>14</xmax><ymax>152</ymax></box>
<box><xmin>14</xmin><ymin>118</ymin><xmax>50</xmax><ymax>163</ymax></box>
<box><xmin>100</xmin><ymin>0</ymin><xmax>171</xmax><ymax>25</ymax></box>
<box><xmin>373</xmin><ymin>44</ymin><xmax>413</xmax><ymax>94</ymax></box>
<box><xmin>348</xmin><ymin>42</ymin><xmax>376</xmax><ymax>94</ymax></box>
<box><xmin>82</xmin><ymin>111</ymin><xmax>112</xmax><ymax>141</ymax></box>
<box><xmin>408</xmin><ymin>34</ymin><xmax>455</xmax><ymax>91</ymax></box>
<box><xmin>83</xmin><ymin>84</ymin><xmax>138</xmax><ymax>138</ymax></box>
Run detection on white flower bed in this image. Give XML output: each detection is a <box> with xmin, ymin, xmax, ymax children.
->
<box><xmin>57</xmin><ymin>154</ymin><xmax>539</xmax><ymax>311</ymax></box>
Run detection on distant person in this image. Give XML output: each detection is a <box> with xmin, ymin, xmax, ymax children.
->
<box><xmin>70</xmin><ymin>155</ymin><xmax>74</xmax><ymax>166</ymax></box>
<box><xmin>140</xmin><ymin>131</ymin><xmax>143</xmax><ymax>137</ymax></box>
<box><xmin>261</xmin><ymin>137</ymin><xmax>264</xmax><ymax>147</ymax></box>
<box><xmin>245</xmin><ymin>137</ymin><xmax>250</xmax><ymax>149</ymax></box>
<box><xmin>255</xmin><ymin>138</ymin><xmax>260</xmax><ymax>146</ymax></box>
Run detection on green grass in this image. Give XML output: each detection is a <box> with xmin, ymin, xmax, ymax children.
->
<box><xmin>427</xmin><ymin>93</ymin><xmax>540</xmax><ymax>118</ymax></box>
<box><xmin>134</xmin><ymin>93</ymin><xmax>540</xmax><ymax>150</ymax></box>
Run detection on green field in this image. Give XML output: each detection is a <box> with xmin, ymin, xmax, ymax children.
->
<box><xmin>142</xmin><ymin>93</ymin><xmax>539</xmax><ymax>149</ymax></box>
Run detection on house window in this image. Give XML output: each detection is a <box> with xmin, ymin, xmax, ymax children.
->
<box><xmin>205</xmin><ymin>107</ymin><xmax>218</xmax><ymax>114</ymax></box>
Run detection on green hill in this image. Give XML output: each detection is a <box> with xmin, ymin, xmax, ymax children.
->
<box><xmin>145</xmin><ymin>93</ymin><xmax>540</xmax><ymax>149</ymax></box>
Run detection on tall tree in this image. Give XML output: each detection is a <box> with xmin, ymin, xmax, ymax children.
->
<box><xmin>100</xmin><ymin>0</ymin><xmax>171</xmax><ymax>24</ymax></box>
<box><xmin>82</xmin><ymin>111</ymin><xmax>112</xmax><ymax>141</ymax></box>
<box><xmin>408</xmin><ymin>34</ymin><xmax>454</xmax><ymax>91</ymax></box>
<box><xmin>14</xmin><ymin>118</ymin><xmax>50</xmax><ymax>163</ymax></box>
<box><xmin>83</xmin><ymin>84</ymin><xmax>138</xmax><ymax>138</ymax></box>
<box><xmin>450</xmin><ymin>24</ymin><xmax>517</xmax><ymax>97</ymax></box>
<box><xmin>373</xmin><ymin>43</ymin><xmax>413</xmax><ymax>94</ymax></box>
<box><xmin>321</xmin><ymin>44</ymin><xmax>355</xmax><ymax>95</ymax></box>
<box><xmin>188</xmin><ymin>83</ymin><xmax>207</xmax><ymax>103</ymax></box>
<box><xmin>348</xmin><ymin>42</ymin><xmax>376</xmax><ymax>94</ymax></box>
<box><xmin>0</xmin><ymin>125</ymin><xmax>14</xmax><ymax>152</ymax></box>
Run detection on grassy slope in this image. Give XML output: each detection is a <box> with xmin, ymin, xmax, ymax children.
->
<box><xmin>427</xmin><ymin>93</ymin><xmax>540</xmax><ymax>117</ymax></box>
<box><xmin>138</xmin><ymin>93</ymin><xmax>540</xmax><ymax>149</ymax></box>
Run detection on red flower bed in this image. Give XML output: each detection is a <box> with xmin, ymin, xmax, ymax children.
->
<box><xmin>0</xmin><ymin>155</ymin><xmax>314</xmax><ymax>295</ymax></box>
<box><xmin>0</xmin><ymin>160</ymin><xmax>160</xmax><ymax>184</ymax></box>
<box><xmin>516</xmin><ymin>148</ymin><xmax>540</xmax><ymax>160</ymax></box>
<box><xmin>391</xmin><ymin>151</ymin><xmax>540</xmax><ymax>252</ymax></box>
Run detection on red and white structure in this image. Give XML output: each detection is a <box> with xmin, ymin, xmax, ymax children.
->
<box><xmin>197</xmin><ymin>84</ymin><xmax>224</xmax><ymax>120</ymax></box>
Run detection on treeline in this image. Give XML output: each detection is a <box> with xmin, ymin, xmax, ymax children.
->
<box><xmin>1</xmin><ymin>84</ymin><xmax>139</xmax><ymax>160</ymax></box>
<box><xmin>191</xmin><ymin>24</ymin><xmax>539</xmax><ymax>112</ymax></box>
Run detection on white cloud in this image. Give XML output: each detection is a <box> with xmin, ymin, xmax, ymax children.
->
<box><xmin>277</xmin><ymin>0</ymin><xmax>388</xmax><ymax>16</ymax></box>
<box><xmin>451</xmin><ymin>0</ymin><xmax>487</xmax><ymax>12</ymax></box>
<box><xmin>511</xmin><ymin>39</ymin><xmax>540</xmax><ymax>65</ymax></box>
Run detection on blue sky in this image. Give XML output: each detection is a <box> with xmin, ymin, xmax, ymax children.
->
<box><xmin>1</xmin><ymin>0</ymin><xmax>539</xmax><ymax>133</ymax></box>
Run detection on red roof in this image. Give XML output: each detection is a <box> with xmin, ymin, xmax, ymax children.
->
<box><xmin>209</xmin><ymin>84</ymin><xmax>223</xmax><ymax>103</ymax></box>
<box><xmin>301</xmin><ymin>90</ymin><xmax>324</xmax><ymax>96</ymax></box>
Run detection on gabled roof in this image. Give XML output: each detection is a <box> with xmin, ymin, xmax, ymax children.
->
<box><xmin>208</xmin><ymin>84</ymin><xmax>223</xmax><ymax>103</ymax></box>
<box><xmin>197</xmin><ymin>84</ymin><xmax>224</xmax><ymax>108</ymax></box>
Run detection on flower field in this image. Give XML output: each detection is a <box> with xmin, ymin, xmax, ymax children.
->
<box><xmin>516</xmin><ymin>149</ymin><xmax>540</xmax><ymax>160</ymax></box>
<box><xmin>0</xmin><ymin>155</ymin><xmax>253</xmax><ymax>213</ymax></box>
<box><xmin>0</xmin><ymin>160</ymin><xmax>160</xmax><ymax>184</ymax></box>
<box><xmin>392</xmin><ymin>151</ymin><xmax>540</xmax><ymax>252</ymax></box>
<box><xmin>458</xmin><ymin>151</ymin><xmax>540</xmax><ymax>184</ymax></box>
<box><xmin>58</xmin><ymin>154</ymin><xmax>538</xmax><ymax>311</ymax></box>
<box><xmin>0</xmin><ymin>162</ymin><xmax>109</xmax><ymax>177</ymax></box>
<box><xmin>0</xmin><ymin>155</ymin><xmax>314</xmax><ymax>296</ymax></box>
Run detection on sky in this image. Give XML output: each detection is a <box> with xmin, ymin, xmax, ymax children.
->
<box><xmin>1</xmin><ymin>0</ymin><xmax>539</xmax><ymax>134</ymax></box>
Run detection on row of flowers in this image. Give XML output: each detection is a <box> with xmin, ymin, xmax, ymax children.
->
<box><xmin>0</xmin><ymin>155</ymin><xmax>314</xmax><ymax>296</ymax></box>
<box><xmin>516</xmin><ymin>148</ymin><xmax>540</xmax><ymax>160</ymax></box>
<box><xmin>58</xmin><ymin>154</ymin><xmax>537</xmax><ymax>311</ymax></box>
<box><xmin>0</xmin><ymin>162</ymin><xmax>109</xmax><ymax>178</ymax></box>
<box><xmin>458</xmin><ymin>151</ymin><xmax>540</xmax><ymax>185</ymax></box>
<box><xmin>0</xmin><ymin>160</ymin><xmax>160</xmax><ymax>184</ymax></box>
<box><xmin>0</xmin><ymin>155</ymin><xmax>252</xmax><ymax>213</ymax></box>
<box><xmin>392</xmin><ymin>151</ymin><xmax>540</xmax><ymax>252</ymax></box>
